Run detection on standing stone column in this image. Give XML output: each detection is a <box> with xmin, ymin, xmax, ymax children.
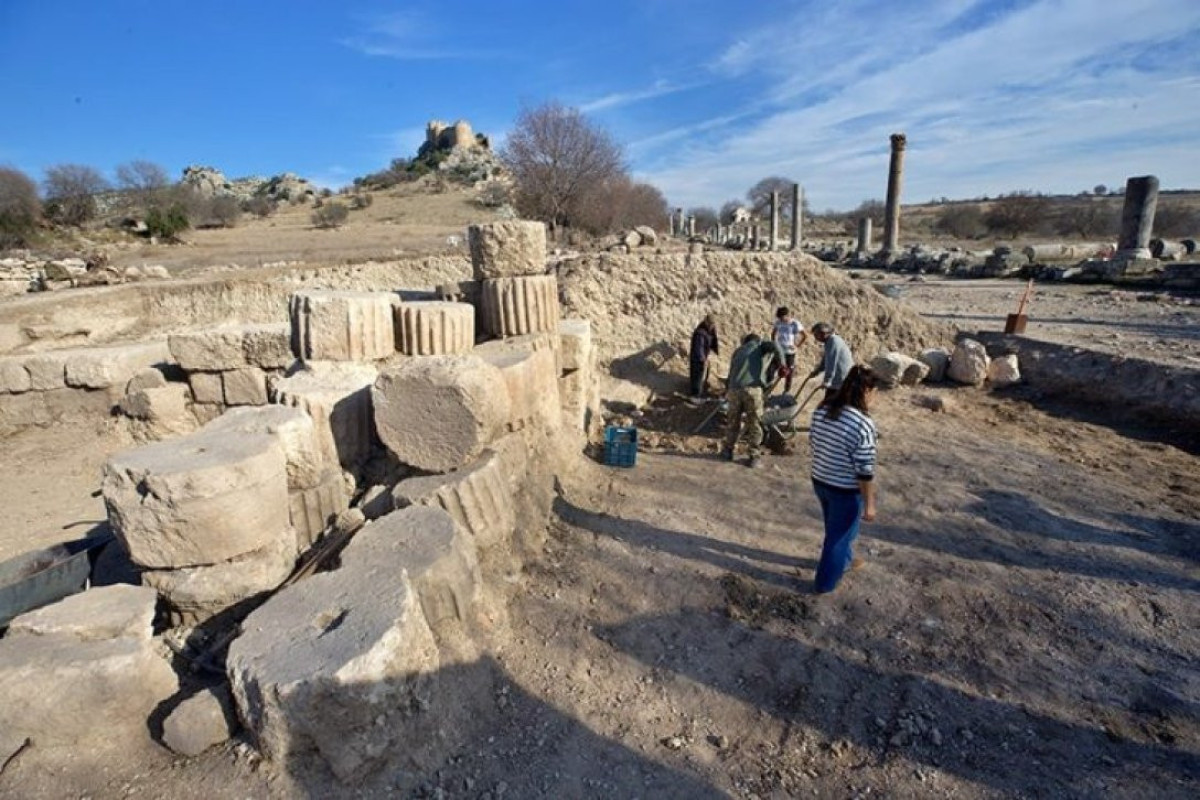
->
<box><xmin>791</xmin><ymin>183</ymin><xmax>803</xmax><ymax>250</ymax></box>
<box><xmin>769</xmin><ymin>191</ymin><xmax>780</xmax><ymax>251</ymax></box>
<box><xmin>750</xmin><ymin>225</ymin><xmax>760</xmax><ymax>250</ymax></box>
<box><xmin>669</xmin><ymin>213</ymin><xmax>676</xmax><ymax>237</ymax></box>
<box><xmin>1116</xmin><ymin>175</ymin><xmax>1159</xmax><ymax>260</ymax></box>
<box><xmin>856</xmin><ymin>217</ymin><xmax>873</xmax><ymax>254</ymax></box>
<box><xmin>676</xmin><ymin>208</ymin><xmax>684</xmax><ymax>237</ymax></box>
<box><xmin>880</xmin><ymin>132</ymin><xmax>907</xmax><ymax>260</ymax></box>
<box><xmin>687</xmin><ymin>216</ymin><xmax>696</xmax><ymax>237</ymax></box>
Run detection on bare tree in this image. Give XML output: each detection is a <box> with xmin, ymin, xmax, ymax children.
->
<box><xmin>746</xmin><ymin>176</ymin><xmax>797</xmax><ymax>220</ymax></box>
<box><xmin>719</xmin><ymin>199</ymin><xmax>742</xmax><ymax>225</ymax></box>
<box><xmin>501</xmin><ymin>102</ymin><xmax>625</xmax><ymax>236</ymax></box>
<box><xmin>688</xmin><ymin>206</ymin><xmax>719</xmax><ymax>232</ymax></box>
<box><xmin>933</xmin><ymin>204</ymin><xmax>985</xmax><ymax>239</ymax></box>
<box><xmin>1054</xmin><ymin>200</ymin><xmax>1117</xmax><ymax>238</ymax></box>
<box><xmin>574</xmin><ymin>175</ymin><xmax>669</xmax><ymax>235</ymax></box>
<box><xmin>116</xmin><ymin>160</ymin><xmax>170</xmax><ymax>205</ymax></box>
<box><xmin>43</xmin><ymin>163</ymin><xmax>109</xmax><ymax>226</ymax></box>
<box><xmin>0</xmin><ymin>166</ymin><xmax>41</xmax><ymax>248</ymax></box>
<box><xmin>984</xmin><ymin>191</ymin><xmax>1052</xmax><ymax>237</ymax></box>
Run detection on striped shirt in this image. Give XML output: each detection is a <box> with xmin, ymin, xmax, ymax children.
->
<box><xmin>809</xmin><ymin>405</ymin><xmax>877</xmax><ymax>490</ymax></box>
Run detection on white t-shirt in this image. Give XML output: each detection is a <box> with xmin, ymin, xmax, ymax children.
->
<box><xmin>772</xmin><ymin>318</ymin><xmax>804</xmax><ymax>353</ymax></box>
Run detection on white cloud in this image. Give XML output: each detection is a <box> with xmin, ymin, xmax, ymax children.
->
<box><xmin>340</xmin><ymin>10</ymin><xmax>508</xmax><ymax>60</ymax></box>
<box><xmin>639</xmin><ymin>0</ymin><xmax>1200</xmax><ymax>210</ymax></box>
<box><xmin>579</xmin><ymin>80</ymin><xmax>701</xmax><ymax>114</ymax></box>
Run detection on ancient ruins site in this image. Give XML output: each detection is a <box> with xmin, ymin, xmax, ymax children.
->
<box><xmin>0</xmin><ymin>130</ymin><xmax>1197</xmax><ymax>799</ymax></box>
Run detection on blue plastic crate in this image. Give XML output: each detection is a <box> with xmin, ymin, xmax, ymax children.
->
<box><xmin>604</xmin><ymin>425</ymin><xmax>638</xmax><ymax>468</ymax></box>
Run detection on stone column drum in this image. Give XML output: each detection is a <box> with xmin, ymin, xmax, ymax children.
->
<box><xmin>395</xmin><ymin>301</ymin><xmax>475</xmax><ymax>356</ymax></box>
<box><xmin>480</xmin><ymin>275</ymin><xmax>560</xmax><ymax>338</ymax></box>
<box><xmin>1116</xmin><ymin>175</ymin><xmax>1160</xmax><ymax>260</ymax></box>
<box><xmin>290</xmin><ymin>291</ymin><xmax>395</xmax><ymax>363</ymax></box>
<box><xmin>881</xmin><ymin>132</ymin><xmax>907</xmax><ymax>260</ymax></box>
<box><xmin>102</xmin><ymin>429</ymin><xmax>290</xmax><ymax>569</ymax></box>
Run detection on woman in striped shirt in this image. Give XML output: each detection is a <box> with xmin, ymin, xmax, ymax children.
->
<box><xmin>808</xmin><ymin>365</ymin><xmax>879</xmax><ymax>594</ymax></box>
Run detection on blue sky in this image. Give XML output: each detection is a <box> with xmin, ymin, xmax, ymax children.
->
<box><xmin>2</xmin><ymin>0</ymin><xmax>1199</xmax><ymax>212</ymax></box>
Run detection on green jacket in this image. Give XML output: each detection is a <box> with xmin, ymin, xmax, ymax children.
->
<box><xmin>728</xmin><ymin>338</ymin><xmax>785</xmax><ymax>390</ymax></box>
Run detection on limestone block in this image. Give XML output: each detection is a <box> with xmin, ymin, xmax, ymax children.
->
<box><xmin>242</xmin><ymin>325</ymin><xmax>294</xmax><ymax>369</ymax></box>
<box><xmin>0</xmin><ymin>358</ymin><xmax>31</xmax><ymax>394</ymax></box>
<box><xmin>0</xmin><ymin>594</ymin><xmax>177</xmax><ymax>747</ymax></box>
<box><xmin>918</xmin><ymin>348</ymin><xmax>950</xmax><ymax>383</ymax></box>
<box><xmin>947</xmin><ymin>339</ymin><xmax>991</xmax><ymax>386</ymax></box>
<box><xmin>192</xmin><ymin>403</ymin><xmax>223</xmax><ymax>425</ymax></box>
<box><xmin>558</xmin><ymin>318</ymin><xmax>592</xmax><ymax>372</ymax></box>
<box><xmin>162</xmin><ymin>687</ymin><xmax>238</xmax><ymax>757</ymax></box>
<box><xmin>394</xmin><ymin>301</ymin><xmax>474</xmax><ymax>356</ymax></box>
<box><xmin>346</xmin><ymin>506</ymin><xmax>481</xmax><ymax>630</ymax></box>
<box><xmin>141</xmin><ymin>534</ymin><xmax>297</xmax><ymax>626</ymax></box>
<box><xmin>987</xmin><ymin>354</ymin><xmax>1021</xmax><ymax>388</ymax></box>
<box><xmin>24</xmin><ymin>353</ymin><xmax>68</xmax><ymax>391</ymax></box>
<box><xmin>0</xmin><ymin>279</ymin><xmax>29</xmax><ymax>297</ymax></box>
<box><xmin>270</xmin><ymin>362</ymin><xmax>379</xmax><ymax>470</ymax></box>
<box><xmin>634</xmin><ymin>225</ymin><xmax>658</xmax><ymax>246</ymax></box>
<box><xmin>64</xmin><ymin>341</ymin><xmax>171</xmax><ymax>389</ymax></box>
<box><xmin>170</xmin><ymin>324</ymin><xmax>292</xmax><ymax>372</ymax></box>
<box><xmin>468</xmin><ymin>220</ymin><xmax>547</xmax><ymax>279</ymax></box>
<box><xmin>289</xmin><ymin>290</ymin><xmax>395</xmax><ymax>362</ymax></box>
<box><xmin>120</xmin><ymin>384</ymin><xmax>190</xmax><ymax>421</ymax></box>
<box><xmin>901</xmin><ymin>359</ymin><xmax>931</xmax><ymax>387</ymax></box>
<box><xmin>204</xmin><ymin>405</ymin><xmax>323</xmax><ymax>491</ymax></box>
<box><xmin>5</xmin><ymin>584</ymin><xmax>158</xmax><ymax>643</ymax></box>
<box><xmin>189</xmin><ymin>371</ymin><xmax>224</xmax><ymax>404</ymax></box>
<box><xmin>125</xmin><ymin>366</ymin><xmax>167</xmax><ymax>393</ymax></box>
<box><xmin>372</xmin><ymin>356</ymin><xmax>509</xmax><ymax>473</ymax></box>
<box><xmin>227</xmin><ymin>527</ymin><xmax>441</xmax><ymax>782</ymax></box>
<box><xmin>223</xmin><ymin>367</ymin><xmax>268</xmax><ymax>406</ymax></box>
<box><xmin>869</xmin><ymin>353</ymin><xmax>913</xmax><ymax>388</ymax></box>
<box><xmin>391</xmin><ymin>450</ymin><xmax>516</xmax><ymax>552</ymax></box>
<box><xmin>289</xmin><ymin>467</ymin><xmax>351</xmax><ymax>549</ymax></box>
<box><xmin>479</xmin><ymin>275</ymin><xmax>560</xmax><ymax>338</ymax></box>
<box><xmin>102</xmin><ymin>428</ymin><xmax>289</xmax><ymax>568</ymax></box>
<box><xmin>475</xmin><ymin>336</ymin><xmax>560</xmax><ymax>434</ymax></box>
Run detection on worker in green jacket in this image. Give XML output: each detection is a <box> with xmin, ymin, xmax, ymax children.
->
<box><xmin>721</xmin><ymin>333</ymin><xmax>787</xmax><ymax>468</ymax></box>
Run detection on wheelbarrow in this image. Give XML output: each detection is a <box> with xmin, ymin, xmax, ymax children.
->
<box><xmin>0</xmin><ymin>533</ymin><xmax>113</xmax><ymax>628</ymax></box>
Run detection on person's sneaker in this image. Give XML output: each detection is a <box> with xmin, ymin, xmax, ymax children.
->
<box><xmin>720</xmin><ymin>448</ymin><xmax>734</xmax><ymax>462</ymax></box>
<box><xmin>747</xmin><ymin>455</ymin><xmax>762</xmax><ymax>469</ymax></box>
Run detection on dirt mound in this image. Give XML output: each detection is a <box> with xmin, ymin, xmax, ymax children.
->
<box><xmin>557</xmin><ymin>252</ymin><xmax>954</xmax><ymax>383</ymax></box>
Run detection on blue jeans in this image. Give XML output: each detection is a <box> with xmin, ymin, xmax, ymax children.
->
<box><xmin>812</xmin><ymin>479</ymin><xmax>863</xmax><ymax>593</ymax></box>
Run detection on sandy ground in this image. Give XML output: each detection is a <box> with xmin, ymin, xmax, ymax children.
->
<box><xmin>0</xmin><ymin>265</ymin><xmax>1197</xmax><ymax>797</ymax></box>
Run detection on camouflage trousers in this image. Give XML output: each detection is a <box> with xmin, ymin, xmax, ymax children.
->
<box><xmin>722</xmin><ymin>387</ymin><xmax>765</xmax><ymax>457</ymax></box>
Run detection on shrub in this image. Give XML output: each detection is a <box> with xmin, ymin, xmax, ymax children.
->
<box><xmin>984</xmin><ymin>191</ymin><xmax>1052</xmax><ymax>237</ymax></box>
<box><xmin>144</xmin><ymin>203</ymin><xmax>190</xmax><ymax>241</ymax></box>
<box><xmin>208</xmin><ymin>195</ymin><xmax>241</xmax><ymax>227</ymax></box>
<box><xmin>0</xmin><ymin>166</ymin><xmax>41</xmax><ymax>248</ymax></box>
<box><xmin>349</xmin><ymin>193</ymin><xmax>373</xmax><ymax>210</ymax></box>
<box><xmin>1154</xmin><ymin>202</ymin><xmax>1200</xmax><ymax>238</ymax></box>
<box><xmin>476</xmin><ymin>182</ymin><xmax>510</xmax><ymax>208</ymax></box>
<box><xmin>43</xmin><ymin>163</ymin><xmax>109</xmax><ymax>226</ymax></box>
<box><xmin>115</xmin><ymin>160</ymin><xmax>169</xmax><ymax>206</ymax></box>
<box><xmin>312</xmin><ymin>202</ymin><xmax>349</xmax><ymax>229</ymax></box>
<box><xmin>243</xmin><ymin>195</ymin><xmax>277</xmax><ymax>218</ymax></box>
<box><xmin>934</xmin><ymin>204</ymin><xmax>985</xmax><ymax>238</ymax></box>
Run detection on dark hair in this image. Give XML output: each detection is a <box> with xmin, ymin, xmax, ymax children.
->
<box><xmin>776</xmin><ymin>306</ymin><xmax>789</xmax><ymax>319</ymax></box>
<box><xmin>812</xmin><ymin>322</ymin><xmax>833</xmax><ymax>337</ymax></box>
<box><xmin>741</xmin><ymin>332</ymin><xmax>761</xmax><ymax>345</ymax></box>
<box><xmin>821</xmin><ymin>365</ymin><xmax>877</xmax><ymax>420</ymax></box>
